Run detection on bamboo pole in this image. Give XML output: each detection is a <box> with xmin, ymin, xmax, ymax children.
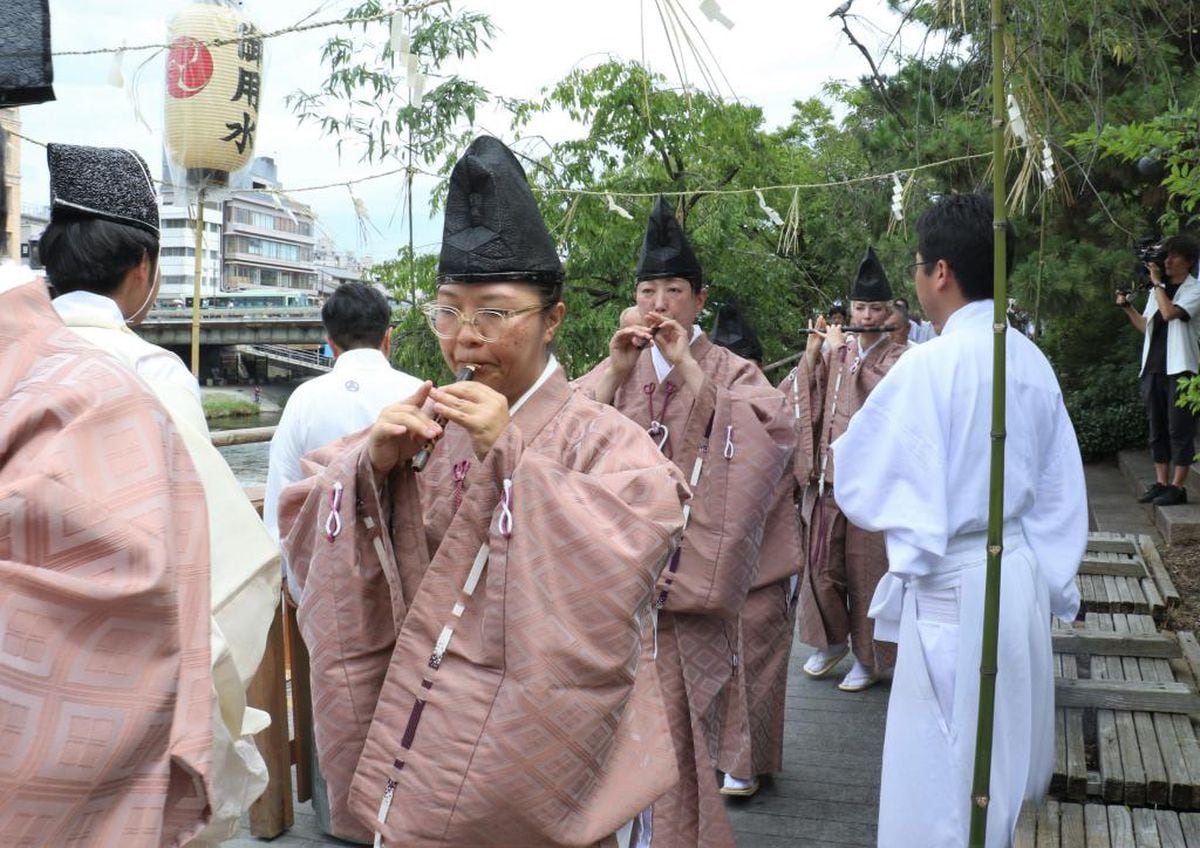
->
<box><xmin>967</xmin><ymin>0</ymin><xmax>1009</xmax><ymax>843</ymax></box>
<box><xmin>190</xmin><ymin>187</ymin><xmax>207</xmax><ymax>377</ymax></box>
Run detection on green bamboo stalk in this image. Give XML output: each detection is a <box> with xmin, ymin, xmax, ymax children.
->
<box><xmin>967</xmin><ymin>0</ymin><xmax>1009</xmax><ymax>843</ymax></box>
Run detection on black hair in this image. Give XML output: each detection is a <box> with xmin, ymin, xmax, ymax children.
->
<box><xmin>915</xmin><ymin>193</ymin><xmax>1016</xmax><ymax>302</ymax></box>
<box><xmin>40</xmin><ymin>217</ymin><xmax>159</xmax><ymax>296</ymax></box>
<box><xmin>1163</xmin><ymin>234</ymin><xmax>1200</xmax><ymax>272</ymax></box>
<box><xmin>321</xmin><ymin>282</ymin><xmax>392</xmax><ymax>350</ymax></box>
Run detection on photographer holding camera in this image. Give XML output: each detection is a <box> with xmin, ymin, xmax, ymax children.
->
<box><xmin>1116</xmin><ymin>234</ymin><xmax>1200</xmax><ymax>506</ymax></box>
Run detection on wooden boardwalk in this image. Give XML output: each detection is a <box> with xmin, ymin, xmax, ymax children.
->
<box><xmin>229</xmin><ymin>642</ymin><xmax>888</xmax><ymax>847</ymax></box>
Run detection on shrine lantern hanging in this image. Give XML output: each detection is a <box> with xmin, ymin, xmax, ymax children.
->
<box><xmin>164</xmin><ymin>0</ymin><xmax>263</xmax><ymax>187</ymax></box>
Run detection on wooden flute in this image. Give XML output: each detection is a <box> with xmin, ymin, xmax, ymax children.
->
<box><xmin>411</xmin><ymin>363</ymin><xmax>478</xmax><ymax>472</ymax></box>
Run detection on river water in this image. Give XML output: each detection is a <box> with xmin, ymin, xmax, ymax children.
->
<box><xmin>214</xmin><ymin>410</ymin><xmax>279</xmax><ymax>487</ymax></box>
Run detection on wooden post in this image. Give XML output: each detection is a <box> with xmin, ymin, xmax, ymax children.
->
<box><xmin>285</xmin><ymin>598</ymin><xmax>315</xmax><ymax>804</ymax></box>
<box><xmin>190</xmin><ymin>188</ymin><xmax>206</xmax><ymax>377</ymax></box>
<box><xmin>246</xmin><ymin>595</ymin><xmax>294</xmax><ymax>837</ymax></box>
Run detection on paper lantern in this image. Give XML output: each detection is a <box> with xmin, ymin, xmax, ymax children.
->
<box><xmin>164</xmin><ymin>0</ymin><xmax>263</xmax><ymax>187</ymax></box>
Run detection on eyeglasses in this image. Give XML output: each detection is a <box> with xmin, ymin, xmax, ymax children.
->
<box><xmin>421</xmin><ymin>302</ymin><xmax>547</xmax><ymax>342</ymax></box>
<box><xmin>906</xmin><ymin>259</ymin><xmax>934</xmax><ymax>274</ymax></box>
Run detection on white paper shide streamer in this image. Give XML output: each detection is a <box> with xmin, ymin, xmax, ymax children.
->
<box><xmin>606</xmin><ymin>194</ymin><xmax>634</xmax><ymax>220</ymax></box>
<box><xmin>1040</xmin><ymin>138</ymin><xmax>1056</xmax><ymax>189</ymax></box>
<box><xmin>756</xmin><ymin>188</ymin><xmax>784</xmax><ymax>227</ymax></box>
<box><xmin>890</xmin><ymin>173</ymin><xmax>905</xmax><ymax>223</ymax></box>
<box><xmin>699</xmin><ymin>0</ymin><xmax>735</xmax><ymax>29</ymax></box>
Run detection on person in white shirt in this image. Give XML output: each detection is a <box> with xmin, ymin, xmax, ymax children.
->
<box><xmin>894</xmin><ymin>296</ymin><xmax>936</xmax><ymax>343</ymax></box>
<box><xmin>265</xmin><ymin>282</ymin><xmax>423</xmax><ymax>559</ymax></box>
<box><xmin>1115</xmin><ymin>234</ymin><xmax>1200</xmax><ymax>507</ymax></box>
<box><xmin>833</xmin><ymin>193</ymin><xmax>1087</xmax><ymax>847</ymax></box>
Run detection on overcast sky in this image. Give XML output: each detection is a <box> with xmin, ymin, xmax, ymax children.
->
<box><xmin>19</xmin><ymin>0</ymin><xmax>915</xmax><ymax>263</ymax></box>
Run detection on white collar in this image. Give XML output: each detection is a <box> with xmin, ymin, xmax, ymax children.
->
<box><xmin>332</xmin><ymin>347</ymin><xmax>391</xmax><ymax>371</ymax></box>
<box><xmin>940</xmin><ymin>299</ymin><xmax>994</xmax><ymax>336</ymax></box>
<box><xmin>651</xmin><ymin>325</ymin><xmax>702</xmax><ymax>383</ymax></box>
<box><xmin>855</xmin><ymin>332</ymin><xmax>885</xmax><ymax>357</ymax></box>
<box><xmin>52</xmin><ymin>289</ymin><xmax>127</xmax><ymax>326</ymax></box>
<box><xmin>510</xmin><ymin>354</ymin><xmax>559</xmax><ymax>416</ymax></box>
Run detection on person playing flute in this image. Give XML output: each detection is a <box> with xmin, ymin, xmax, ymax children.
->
<box><xmin>794</xmin><ymin>246</ymin><xmax>908</xmax><ymax>692</ymax></box>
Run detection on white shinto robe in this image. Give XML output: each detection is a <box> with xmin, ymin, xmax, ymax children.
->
<box><xmin>832</xmin><ymin>299</ymin><xmax>1087</xmax><ymax>847</ymax></box>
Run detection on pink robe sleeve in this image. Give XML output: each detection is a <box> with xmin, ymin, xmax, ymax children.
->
<box><xmin>277</xmin><ymin>433</ymin><xmax>412</xmax><ymax>842</ymax></box>
<box><xmin>660</xmin><ymin>371</ymin><xmax>796</xmax><ymax>616</ymax></box>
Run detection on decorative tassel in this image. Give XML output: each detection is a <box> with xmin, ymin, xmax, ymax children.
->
<box><xmin>349</xmin><ymin>187</ymin><xmax>380</xmax><ymax>243</ymax></box>
<box><xmin>777</xmin><ymin>187</ymin><xmax>801</xmax><ymax>256</ymax></box>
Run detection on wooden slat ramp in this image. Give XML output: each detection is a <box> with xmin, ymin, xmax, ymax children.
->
<box><xmin>1022</xmin><ymin>532</ymin><xmax>1200</xmax><ymax>846</ymax></box>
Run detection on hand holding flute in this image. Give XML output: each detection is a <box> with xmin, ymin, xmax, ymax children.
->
<box><xmin>426</xmin><ymin>366</ymin><xmax>513</xmax><ymax>464</ymax></box>
<box><xmin>412</xmin><ymin>364</ymin><xmax>478</xmax><ymax>471</ymax></box>
<box><xmin>368</xmin><ymin>365</ymin><xmax>491</xmax><ymax>480</ymax></box>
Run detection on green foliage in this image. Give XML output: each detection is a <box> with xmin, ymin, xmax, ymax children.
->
<box><xmin>1085</xmin><ymin>104</ymin><xmax>1200</xmax><ymax>229</ymax></box>
<box><xmin>287</xmin><ymin>2</ymin><xmax>495</xmax><ymax>169</ymax></box>
<box><xmin>1061</xmin><ymin>363</ymin><xmax>1147</xmax><ymax>460</ymax></box>
<box><xmin>1038</xmin><ymin>293</ymin><xmax>1147</xmax><ymax>460</ymax></box>
<box><xmin>202</xmin><ymin>393</ymin><xmax>259</xmax><ymax>420</ymax></box>
<box><xmin>370</xmin><ymin>248</ymin><xmax>450</xmax><ymax>382</ymax></box>
<box><xmin>1176</xmin><ymin>374</ymin><xmax>1200</xmax><ymax>416</ymax></box>
<box><xmin>509</xmin><ymin>61</ymin><xmax>902</xmax><ymax>378</ymax></box>
<box><xmin>291</xmin><ymin>0</ymin><xmax>1200</xmax><ymax>460</ymax></box>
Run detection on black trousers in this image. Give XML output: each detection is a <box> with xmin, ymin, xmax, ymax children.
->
<box><xmin>1140</xmin><ymin>371</ymin><xmax>1198</xmax><ymax>466</ymax></box>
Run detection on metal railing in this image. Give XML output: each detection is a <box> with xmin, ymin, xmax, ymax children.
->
<box><xmin>145</xmin><ymin>306</ymin><xmax>321</xmax><ymax>322</ymax></box>
<box><xmin>239</xmin><ymin>343</ymin><xmax>333</xmax><ymax>372</ymax></box>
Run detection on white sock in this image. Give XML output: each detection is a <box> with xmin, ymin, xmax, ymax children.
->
<box><xmin>722</xmin><ymin>774</ymin><xmax>755</xmax><ymax>790</ymax></box>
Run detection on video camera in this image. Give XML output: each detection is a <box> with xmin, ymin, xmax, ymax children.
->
<box><xmin>1116</xmin><ymin>238</ymin><xmax>1168</xmax><ymax>300</ymax></box>
<box><xmin>1135</xmin><ymin>238</ymin><xmax>1169</xmax><ymax>267</ymax></box>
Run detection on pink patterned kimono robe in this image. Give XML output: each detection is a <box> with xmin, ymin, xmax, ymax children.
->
<box><xmin>796</xmin><ymin>335</ymin><xmax>905</xmax><ymax>671</ymax></box>
<box><xmin>280</xmin><ymin>367</ymin><xmax>687</xmax><ymax>846</ymax></box>
<box><xmin>0</xmin><ymin>273</ymin><xmax>214</xmax><ymax>845</ymax></box>
<box><xmin>576</xmin><ymin>335</ymin><xmax>795</xmax><ymax>847</ymax></box>
<box><xmin>714</xmin><ymin>364</ymin><xmax>810</xmax><ymax>781</ymax></box>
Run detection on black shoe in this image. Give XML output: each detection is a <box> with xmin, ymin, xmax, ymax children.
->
<box><xmin>1138</xmin><ymin>482</ymin><xmax>1170</xmax><ymax>503</ymax></box>
<box><xmin>1152</xmin><ymin>485</ymin><xmax>1188</xmax><ymax>507</ymax></box>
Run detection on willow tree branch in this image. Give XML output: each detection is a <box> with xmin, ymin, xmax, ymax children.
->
<box><xmin>833</xmin><ymin>13</ymin><xmax>910</xmax><ymax>130</ymax></box>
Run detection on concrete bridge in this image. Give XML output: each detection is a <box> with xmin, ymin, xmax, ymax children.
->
<box><xmin>136</xmin><ymin>307</ymin><xmax>325</xmax><ymax>346</ymax></box>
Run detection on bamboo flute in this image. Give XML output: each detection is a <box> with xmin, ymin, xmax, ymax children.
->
<box><xmin>967</xmin><ymin>0</ymin><xmax>1009</xmax><ymax>842</ymax></box>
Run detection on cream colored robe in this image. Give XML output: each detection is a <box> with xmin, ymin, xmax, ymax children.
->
<box><xmin>58</xmin><ymin>302</ymin><xmax>279</xmax><ymax>843</ymax></box>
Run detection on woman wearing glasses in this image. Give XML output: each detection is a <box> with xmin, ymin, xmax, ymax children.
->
<box><xmin>278</xmin><ymin>136</ymin><xmax>688</xmax><ymax>847</ymax></box>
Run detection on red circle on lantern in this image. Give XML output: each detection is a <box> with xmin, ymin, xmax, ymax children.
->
<box><xmin>167</xmin><ymin>36</ymin><xmax>214</xmax><ymax>99</ymax></box>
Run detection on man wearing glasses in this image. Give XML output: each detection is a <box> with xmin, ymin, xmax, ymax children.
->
<box><xmin>277</xmin><ymin>137</ymin><xmax>687</xmax><ymax>846</ymax></box>
<box><xmin>834</xmin><ymin>192</ymin><xmax>1085</xmax><ymax>847</ymax></box>
<box><xmin>577</xmin><ymin>196</ymin><xmax>798</xmax><ymax>844</ymax></box>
